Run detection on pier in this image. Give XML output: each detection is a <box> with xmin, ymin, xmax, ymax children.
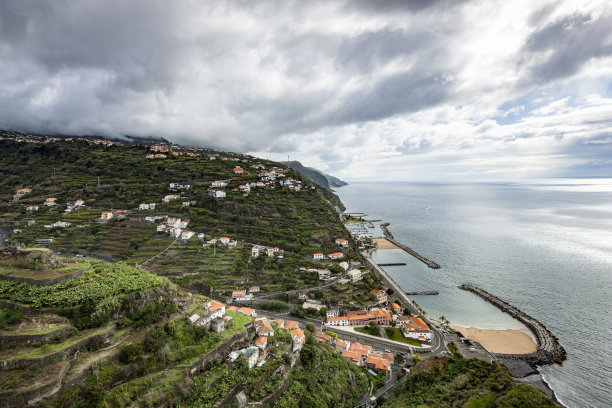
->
<box><xmin>377</xmin><ymin>262</ymin><xmax>406</xmax><ymax>266</ymax></box>
<box><xmin>405</xmin><ymin>291</ymin><xmax>439</xmax><ymax>295</ymax></box>
<box><xmin>380</xmin><ymin>223</ymin><xmax>440</xmax><ymax>269</ymax></box>
<box><xmin>459</xmin><ymin>284</ymin><xmax>566</xmax><ymax>365</ymax></box>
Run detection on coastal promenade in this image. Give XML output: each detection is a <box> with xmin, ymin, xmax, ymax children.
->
<box><xmin>380</xmin><ymin>223</ymin><xmax>440</xmax><ymax>269</ymax></box>
<box><xmin>459</xmin><ymin>284</ymin><xmax>567</xmax><ymax>366</ymax></box>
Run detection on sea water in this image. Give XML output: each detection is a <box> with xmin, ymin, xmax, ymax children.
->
<box><xmin>336</xmin><ymin>180</ymin><xmax>612</xmax><ymax>408</ymax></box>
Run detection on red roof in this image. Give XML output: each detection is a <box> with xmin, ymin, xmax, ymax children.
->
<box><xmin>284</xmin><ymin>320</ymin><xmax>299</xmax><ymax>330</ymax></box>
<box><xmin>411</xmin><ymin>317</ymin><xmax>429</xmax><ymax>330</ymax></box>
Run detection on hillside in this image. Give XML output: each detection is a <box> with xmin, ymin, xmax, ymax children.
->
<box><xmin>283</xmin><ymin>161</ymin><xmax>348</xmax><ymax>189</ymax></box>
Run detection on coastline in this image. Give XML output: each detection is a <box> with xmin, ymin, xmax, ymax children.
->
<box><xmin>371</xmin><ymin>237</ymin><xmax>399</xmax><ymax>249</ymax></box>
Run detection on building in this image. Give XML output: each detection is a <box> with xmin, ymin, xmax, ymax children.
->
<box><xmin>326</xmin><ymin>309</ymin><xmax>391</xmax><ymax>327</ymax></box>
<box><xmin>318</xmin><ymin>269</ymin><xmax>331</xmax><ymax>280</ymax></box>
<box><xmin>236</xmin><ymin>307</ymin><xmax>255</xmax><ymax>317</ymax></box>
<box><xmin>232</xmin><ymin>290</ymin><xmax>252</xmax><ymax>301</ymax></box>
<box><xmin>211</xmin><ymin>180</ymin><xmax>228</xmax><ymax>187</ymax></box>
<box><xmin>327</xmin><ymin>252</ymin><xmax>344</xmax><ymax>259</ymax></box>
<box><xmin>100</xmin><ymin>211</ymin><xmax>113</xmax><ymax>221</ymax></box>
<box><xmin>401</xmin><ymin>317</ymin><xmax>432</xmax><ymax>342</ymax></box>
<box><xmin>254</xmin><ymin>317</ymin><xmax>275</xmax><ymax>337</ymax></box>
<box><xmin>284</xmin><ymin>321</ymin><xmax>299</xmax><ymax>331</ymax></box>
<box><xmin>255</xmin><ymin>336</ymin><xmax>268</xmax><ymax>350</ymax></box>
<box><xmin>371</xmin><ymin>289</ymin><xmax>388</xmax><ymax>304</ymax></box>
<box><xmin>169</xmin><ymin>183</ymin><xmax>192</xmax><ymax>189</ymax></box>
<box><xmin>391</xmin><ymin>303</ymin><xmax>401</xmax><ymax>313</ymax></box>
<box><xmin>212</xmin><ymin>190</ymin><xmax>226</xmax><ymax>198</ymax></box>
<box><xmin>219</xmin><ymin>237</ymin><xmax>230</xmax><ymax>245</ymax></box>
<box><xmin>74</xmin><ymin>199</ymin><xmax>85</xmax><ymax>207</ymax></box>
<box><xmin>291</xmin><ymin>329</ymin><xmax>305</xmax><ymax>352</ymax></box>
<box><xmin>366</xmin><ymin>353</ymin><xmax>391</xmax><ymax>371</ymax></box>
<box><xmin>326</xmin><ymin>308</ymin><xmax>339</xmax><ymax>319</ymax></box>
<box><xmin>342</xmin><ymin>350</ymin><xmax>362</xmax><ymax>364</ymax></box>
<box><xmin>45</xmin><ymin>197</ymin><xmax>57</xmax><ymax>206</ymax></box>
<box><xmin>233</xmin><ymin>167</ymin><xmax>244</xmax><ymax>174</ymax></box>
<box><xmin>314</xmin><ymin>332</ymin><xmax>332</xmax><ymax>344</ymax></box>
<box><xmin>302</xmin><ymin>301</ymin><xmax>325</xmax><ymax>311</ymax></box>
<box><xmin>347</xmin><ymin>270</ymin><xmax>362</xmax><ymax>282</ymax></box>
<box><xmin>26</xmin><ymin>205</ymin><xmax>39</xmax><ymax>211</ymax></box>
<box><xmin>335</xmin><ymin>340</ymin><xmax>350</xmax><ymax>352</ymax></box>
<box><xmin>275</xmin><ymin>319</ymin><xmax>285</xmax><ymax>328</ymax></box>
<box><xmin>335</xmin><ymin>238</ymin><xmax>349</xmax><ymax>247</ymax></box>
<box><xmin>163</xmin><ymin>194</ymin><xmax>179</xmax><ymax>202</ymax></box>
<box><xmin>241</xmin><ymin>346</ymin><xmax>259</xmax><ymax>369</ymax></box>
<box><xmin>313</xmin><ymin>253</ymin><xmax>325</xmax><ymax>260</ymax></box>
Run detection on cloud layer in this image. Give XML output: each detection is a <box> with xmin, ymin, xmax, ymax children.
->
<box><xmin>1</xmin><ymin>0</ymin><xmax>611</xmax><ymax>180</ymax></box>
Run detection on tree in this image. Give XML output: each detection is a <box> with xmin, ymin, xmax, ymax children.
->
<box><xmin>306</xmin><ymin>322</ymin><xmax>316</xmax><ymax>333</ymax></box>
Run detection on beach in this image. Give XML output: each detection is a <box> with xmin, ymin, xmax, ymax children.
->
<box><xmin>371</xmin><ymin>237</ymin><xmax>399</xmax><ymax>249</ymax></box>
<box><xmin>451</xmin><ymin>325</ymin><xmax>537</xmax><ymax>354</ymax></box>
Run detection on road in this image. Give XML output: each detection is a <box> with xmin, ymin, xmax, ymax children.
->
<box><xmin>362</xmin><ymin>250</ymin><xmax>449</xmax><ymax>356</ymax></box>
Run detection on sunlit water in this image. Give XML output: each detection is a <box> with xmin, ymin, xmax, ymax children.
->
<box><xmin>336</xmin><ymin>181</ymin><xmax>612</xmax><ymax>408</ymax></box>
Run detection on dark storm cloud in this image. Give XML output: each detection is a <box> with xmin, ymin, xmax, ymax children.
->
<box><xmin>523</xmin><ymin>12</ymin><xmax>612</xmax><ymax>82</ymax></box>
<box><xmin>345</xmin><ymin>0</ymin><xmax>465</xmax><ymax>14</ymax></box>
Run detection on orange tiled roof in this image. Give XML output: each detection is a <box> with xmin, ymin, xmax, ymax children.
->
<box><xmin>255</xmin><ymin>337</ymin><xmax>268</xmax><ymax>345</ymax></box>
<box><xmin>284</xmin><ymin>320</ymin><xmax>299</xmax><ymax>330</ymax></box>
<box><xmin>238</xmin><ymin>307</ymin><xmax>255</xmax><ymax>315</ymax></box>
<box><xmin>392</xmin><ymin>303</ymin><xmax>401</xmax><ymax>310</ymax></box>
<box><xmin>291</xmin><ymin>329</ymin><xmax>304</xmax><ymax>339</ymax></box>
<box><xmin>232</xmin><ymin>290</ymin><xmax>246</xmax><ymax>297</ymax></box>
<box><xmin>342</xmin><ymin>350</ymin><xmax>361</xmax><ymax>362</ymax></box>
<box><xmin>411</xmin><ymin>317</ymin><xmax>429</xmax><ymax>330</ymax></box>
<box><xmin>207</xmin><ymin>300</ymin><xmax>225</xmax><ymax>312</ymax></box>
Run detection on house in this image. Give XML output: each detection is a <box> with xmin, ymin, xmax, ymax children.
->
<box><xmin>157</xmin><ymin>224</ymin><xmax>166</xmax><ymax>232</ymax></box>
<box><xmin>237</xmin><ymin>307</ymin><xmax>256</xmax><ymax>317</ymax></box>
<box><xmin>112</xmin><ymin>210</ymin><xmax>128</xmax><ymax>219</ymax></box>
<box><xmin>211</xmin><ymin>318</ymin><xmax>225</xmax><ymax>333</ymax></box>
<box><xmin>327</xmin><ymin>252</ymin><xmax>343</xmax><ymax>259</ymax></box>
<box><xmin>241</xmin><ymin>346</ymin><xmax>260</xmax><ymax>369</ymax></box>
<box><xmin>219</xmin><ymin>237</ymin><xmax>230</xmax><ymax>245</ymax></box>
<box><xmin>347</xmin><ymin>270</ymin><xmax>362</xmax><ymax>282</ymax></box>
<box><xmin>254</xmin><ymin>317</ymin><xmax>274</xmax><ymax>337</ymax></box>
<box><xmin>228</xmin><ymin>306</ymin><xmax>239</xmax><ymax>312</ymax></box>
<box><xmin>208</xmin><ymin>155</ymin><xmax>217</xmax><ymax>160</ymax></box>
<box><xmin>26</xmin><ymin>205</ymin><xmax>39</xmax><ymax>211</ymax></box>
<box><xmin>335</xmin><ymin>340</ymin><xmax>350</xmax><ymax>352</ymax></box>
<box><xmin>392</xmin><ymin>303</ymin><xmax>401</xmax><ymax>313</ymax></box>
<box><xmin>181</xmin><ymin>201</ymin><xmax>191</xmax><ymax>207</ymax></box>
<box><xmin>100</xmin><ymin>211</ymin><xmax>113</xmax><ymax>221</ymax></box>
<box><xmin>341</xmin><ymin>350</ymin><xmax>362</xmax><ymax>364</ymax></box>
<box><xmin>284</xmin><ymin>321</ymin><xmax>299</xmax><ymax>331</ymax></box>
<box><xmin>212</xmin><ymin>190</ymin><xmax>226</xmax><ymax>198</ymax></box>
<box><xmin>181</xmin><ymin>231</ymin><xmax>195</xmax><ymax>240</ymax></box>
<box><xmin>326</xmin><ymin>316</ymin><xmax>349</xmax><ymax>326</ymax></box>
<box><xmin>326</xmin><ymin>308</ymin><xmax>339</xmax><ymax>319</ymax></box>
<box><xmin>313</xmin><ymin>253</ymin><xmax>325</xmax><ymax>260</ymax></box>
<box><xmin>211</xmin><ymin>180</ymin><xmax>228</xmax><ymax>187</ymax></box>
<box><xmin>249</xmin><ymin>286</ymin><xmax>261</xmax><ymax>293</ymax></box>
<box><xmin>169</xmin><ymin>183</ymin><xmax>192</xmax><ymax>189</ymax></box>
<box><xmin>314</xmin><ymin>332</ymin><xmax>332</xmax><ymax>344</ymax></box>
<box><xmin>274</xmin><ymin>319</ymin><xmax>285</xmax><ymax>328</ymax></box>
<box><xmin>163</xmin><ymin>194</ymin><xmax>179</xmax><ymax>202</ymax></box>
<box><xmin>45</xmin><ymin>197</ymin><xmax>57</xmax><ymax>206</ymax></box>
<box><xmin>255</xmin><ymin>336</ymin><xmax>268</xmax><ymax>350</ymax></box>
<box><xmin>189</xmin><ymin>314</ymin><xmax>200</xmax><ymax>324</ymax></box>
<box><xmin>371</xmin><ymin>289</ymin><xmax>388</xmax><ymax>304</ymax></box>
<box><xmin>338</xmin><ymin>261</ymin><xmax>349</xmax><ymax>271</ymax></box>
<box><xmin>74</xmin><ymin>199</ymin><xmax>85</xmax><ymax>207</ymax></box>
<box><xmin>178</xmin><ymin>220</ymin><xmax>189</xmax><ymax>229</ymax></box>
<box><xmin>16</xmin><ymin>188</ymin><xmax>32</xmax><ymax>195</ymax></box>
<box><xmin>401</xmin><ymin>317</ymin><xmax>432</xmax><ymax>341</ymax></box>
<box><xmin>291</xmin><ymin>329</ymin><xmax>305</xmax><ymax>352</ymax></box>
<box><xmin>335</xmin><ymin>238</ymin><xmax>349</xmax><ymax>247</ymax></box>
<box><xmin>233</xmin><ymin>167</ymin><xmax>244</xmax><ymax>174</ymax></box>
<box><xmin>232</xmin><ymin>290</ymin><xmax>252</xmax><ymax>301</ymax></box>
<box><xmin>366</xmin><ymin>354</ymin><xmax>391</xmax><ymax>371</ymax></box>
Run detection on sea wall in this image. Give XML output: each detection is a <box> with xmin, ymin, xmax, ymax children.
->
<box><xmin>380</xmin><ymin>223</ymin><xmax>440</xmax><ymax>269</ymax></box>
<box><xmin>459</xmin><ymin>284</ymin><xmax>566</xmax><ymax>366</ymax></box>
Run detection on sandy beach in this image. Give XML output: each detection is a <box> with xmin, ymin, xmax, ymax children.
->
<box><xmin>451</xmin><ymin>325</ymin><xmax>537</xmax><ymax>354</ymax></box>
<box><xmin>371</xmin><ymin>237</ymin><xmax>399</xmax><ymax>249</ymax></box>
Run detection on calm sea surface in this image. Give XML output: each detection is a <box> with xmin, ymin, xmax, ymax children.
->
<box><xmin>336</xmin><ymin>180</ymin><xmax>612</xmax><ymax>408</ymax></box>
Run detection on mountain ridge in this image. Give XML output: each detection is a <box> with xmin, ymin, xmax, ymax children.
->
<box><xmin>282</xmin><ymin>160</ymin><xmax>348</xmax><ymax>190</ymax></box>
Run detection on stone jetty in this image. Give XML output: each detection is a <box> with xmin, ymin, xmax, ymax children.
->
<box><xmin>380</xmin><ymin>223</ymin><xmax>440</xmax><ymax>269</ymax></box>
<box><xmin>405</xmin><ymin>291</ymin><xmax>439</xmax><ymax>295</ymax></box>
<box><xmin>459</xmin><ymin>284</ymin><xmax>567</xmax><ymax>366</ymax></box>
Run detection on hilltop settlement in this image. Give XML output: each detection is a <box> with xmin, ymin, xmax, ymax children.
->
<box><xmin>0</xmin><ymin>130</ymin><xmax>556</xmax><ymax>407</ymax></box>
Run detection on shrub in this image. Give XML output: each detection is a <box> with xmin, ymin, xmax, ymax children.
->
<box><xmin>0</xmin><ymin>307</ymin><xmax>24</xmax><ymax>329</ymax></box>
<box><xmin>144</xmin><ymin>326</ymin><xmax>168</xmax><ymax>353</ymax></box>
<box><xmin>118</xmin><ymin>343</ymin><xmax>144</xmax><ymax>364</ymax></box>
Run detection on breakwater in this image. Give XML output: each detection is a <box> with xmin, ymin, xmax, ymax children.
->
<box><xmin>405</xmin><ymin>291</ymin><xmax>439</xmax><ymax>295</ymax></box>
<box><xmin>378</xmin><ymin>262</ymin><xmax>407</xmax><ymax>266</ymax></box>
<box><xmin>380</xmin><ymin>223</ymin><xmax>440</xmax><ymax>269</ymax></box>
<box><xmin>459</xmin><ymin>284</ymin><xmax>566</xmax><ymax>366</ymax></box>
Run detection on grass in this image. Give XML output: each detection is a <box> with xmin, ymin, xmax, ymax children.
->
<box><xmin>355</xmin><ymin>325</ymin><xmax>382</xmax><ymax>337</ymax></box>
<box><xmin>384</xmin><ymin>327</ymin><xmax>422</xmax><ymax>347</ymax></box>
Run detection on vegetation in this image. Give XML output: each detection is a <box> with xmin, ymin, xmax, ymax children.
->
<box><xmin>0</xmin><ymin>307</ymin><xmax>24</xmax><ymax>329</ymax></box>
<box><xmin>380</xmin><ymin>349</ymin><xmax>556</xmax><ymax>407</ymax></box>
<box><xmin>355</xmin><ymin>322</ymin><xmax>382</xmax><ymax>337</ymax></box>
<box><xmin>384</xmin><ymin>327</ymin><xmax>422</xmax><ymax>347</ymax></box>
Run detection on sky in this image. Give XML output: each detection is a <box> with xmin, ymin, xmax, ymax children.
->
<box><xmin>1</xmin><ymin>0</ymin><xmax>611</xmax><ymax>181</ymax></box>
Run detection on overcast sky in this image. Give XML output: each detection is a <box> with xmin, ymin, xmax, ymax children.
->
<box><xmin>1</xmin><ymin>0</ymin><xmax>611</xmax><ymax>181</ymax></box>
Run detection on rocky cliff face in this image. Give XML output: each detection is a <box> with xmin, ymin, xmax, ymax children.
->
<box><xmin>283</xmin><ymin>161</ymin><xmax>347</xmax><ymax>189</ymax></box>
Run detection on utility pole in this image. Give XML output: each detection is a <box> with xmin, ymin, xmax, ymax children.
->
<box><xmin>97</xmin><ymin>176</ymin><xmax>100</xmax><ymax>188</ymax></box>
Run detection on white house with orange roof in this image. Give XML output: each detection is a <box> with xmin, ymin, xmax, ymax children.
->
<box><xmin>100</xmin><ymin>211</ymin><xmax>113</xmax><ymax>220</ymax></box>
<box><xmin>233</xmin><ymin>167</ymin><xmax>244</xmax><ymax>174</ymax></box>
<box><xmin>335</xmin><ymin>340</ymin><xmax>350</xmax><ymax>352</ymax></box>
<box><xmin>45</xmin><ymin>197</ymin><xmax>57</xmax><ymax>206</ymax></box>
<box><xmin>401</xmin><ymin>317</ymin><xmax>432</xmax><ymax>341</ymax></box>
<box><xmin>291</xmin><ymin>329</ymin><xmax>305</xmax><ymax>351</ymax></box>
<box><xmin>232</xmin><ymin>290</ymin><xmax>252</xmax><ymax>301</ymax></box>
<box><xmin>327</xmin><ymin>252</ymin><xmax>344</xmax><ymax>259</ymax></box>
<box><xmin>284</xmin><ymin>320</ymin><xmax>299</xmax><ymax>331</ymax></box>
<box><xmin>313</xmin><ymin>253</ymin><xmax>325</xmax><ymax>260</ymax></box>
<box><xmin>219</xmin><ymin>237</ymin><xmax>230</xmax><ymax>245</ymax></box>
<box><xmin>370</xmin><ymin>289</ymin><xmax>388</xmax><ymax>304</ymax></box>
<box><xmin>237</xmin><ymin>307</ymin><xmax>256</xmax><ymax>317</ymax></box>
<box><xmin>255</xmin><ymin>336</ymin><xmax>268</xmax><ymax>350</ymax></box>
<box><xmin>335</xmin><ymin>238</ymin><xmax>349</xmax><ymax>247</ymax></box>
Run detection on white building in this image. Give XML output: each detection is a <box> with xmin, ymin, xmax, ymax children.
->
<box><xmin>313</xmin><ymin>253</ymin><xmax>325</xmax><ymax>260</ymax></box>
<box><xmin>347</xmin><ymin>270</ymin><xmax>362</xmax><ymax>282</ymax></box>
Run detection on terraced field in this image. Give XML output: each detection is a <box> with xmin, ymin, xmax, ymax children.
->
<box><xmin>125</xmin><ymin>235</ymin><xmax>176</xmax><ymax>265</ymax></box>
<box><xmin>97</xmin><ymin>220</ymin><xmax>155</xmax><ymax>259</ymax></box>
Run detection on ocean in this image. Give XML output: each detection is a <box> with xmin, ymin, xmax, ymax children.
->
<box><xmin>336</xmin><ymin>180</ymin><xmax>612</xmax><ymax>408</ymax></box>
